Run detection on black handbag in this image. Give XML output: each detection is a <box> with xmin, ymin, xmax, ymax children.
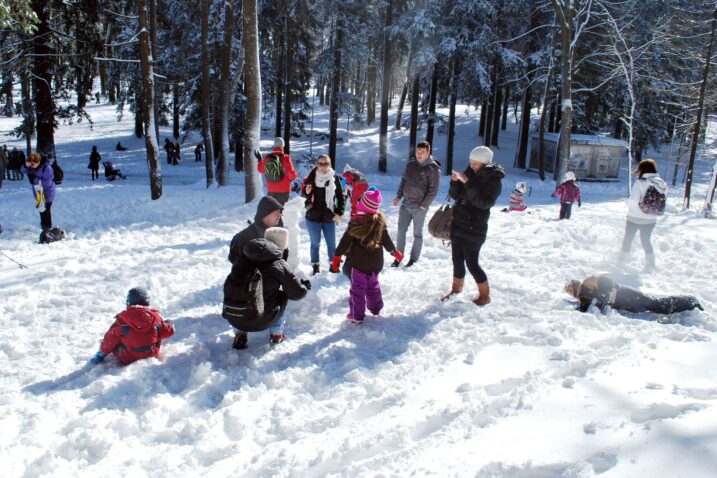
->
<box><xmin>428</xmin><ymin>196</ymin><xmax>453</xmax><ymax>242</ymax></box>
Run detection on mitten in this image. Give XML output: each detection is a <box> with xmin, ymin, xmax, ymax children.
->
<box><xmin>330</xmin><ymin>256</ymin><xmax>342</xmax><ymax>273</ymax></box>
<box><xmin>253</xmin><ymin>149</ymin><xmax>263</xmax><ymax>161</ymax></box>
<box><xmin>89</xmin><ymin>350</ymin><xmax>106</xmax><ymax>365</ymax></box>
<box><xmin>300</xmin><ymin>279</ymin><xmax>312</xmax><ymax>290</ymax></box>
<box><xmin>392</xmin><ymin>250</ymin><xmax>404</xmax><ymax>263</ymax></box>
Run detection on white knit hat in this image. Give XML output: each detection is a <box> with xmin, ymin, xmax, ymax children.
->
<box><xmin>273</xmin><ymin>137</ymin><xmax>285</xmax><ymax>149</ymax></box>
<box><xmin>564</xmin><ymin>171</ymin><xmax>576</xmax><ymax>182</ymax></box>
<box><xmin>265</xmin><ymin>227</ymin><xmax>289</xmax><ymax>251</ymax></box>
<box><xmin>469</xmin><ymin>146</ymin><xmax>494</xmax><ymax>165</ymax></box>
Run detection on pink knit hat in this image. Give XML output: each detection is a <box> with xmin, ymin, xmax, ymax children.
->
<box><xmin>357</xmin><ymin>188</ymin><xmax>382</xmax><ymax>215</ymax></box>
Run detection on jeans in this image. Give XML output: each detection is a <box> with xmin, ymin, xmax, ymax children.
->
<box><xmin>396</xmin><ymin>202</ymin><xmax>428</xmax><ymax>261</ymax></box>
<box><xmin>268</xmin><ymin>309</ymin><xmax>287</xmax><ymax>335</ymax></box>
<box><xmin>621</xmin><ymin>220</ymin><xmax>655</xmax><ymax>254</ymax></box>
<box><xmin>451</xmin><ymin>237</ymin><xmax>487</xmax><ymax>283</ymax></box>
<box><xmin>306</xmin><ymin>219</ymin><xmax>336</xmax><ymax>264</ymax></box>
<box><xmin>559</xmin><ymin>202</ymin><xmax>573</xmax><ymax>220</ymax></box>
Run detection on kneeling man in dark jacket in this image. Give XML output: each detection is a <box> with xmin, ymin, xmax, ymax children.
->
<box><xmin>223</xmin><ymin>227</ymin><xmax>310</xmax><ymax>349</ymax></box>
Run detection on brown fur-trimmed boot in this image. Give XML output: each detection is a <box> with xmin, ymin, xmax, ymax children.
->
<box><xmin>441</xmin><ymin>277</ymin><xmax>464</xmax><ymax>301</ymax></box>
<box><xmin>473</xmin><ymin>281</ymin><xmax>491</xmax><ymax>306</ymax></box>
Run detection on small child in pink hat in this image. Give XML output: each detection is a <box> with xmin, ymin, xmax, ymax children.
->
<box><xmin>331</xmin><ymin>188</ymin><xmax>403</xmax><ymax>323</ymax></box>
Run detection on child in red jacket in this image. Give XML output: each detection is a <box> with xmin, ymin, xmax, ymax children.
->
<box><xmin>552</xmin><ymin>171</ymin><xmax>581</xmax><ymax>220</ymax></box>
<box><xmin>256</xmin><ymin>137</ymin><xmax>298</xmax><ymax>206</ymax></box>
<box><xmin>90</xmin><ymin>288</ymin><xmax>174</xmax><ymax>365</ymax></box>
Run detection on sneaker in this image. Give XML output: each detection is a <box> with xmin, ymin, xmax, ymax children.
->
<box><xmin>269</xmin><ymin>333</ymin><xmax>285</xmax><ymax>345</ymax></box>
<box><xmin>312</xmin><ymin>263</ymin><xmax>320</xmax><ymax>275</ymax></box>
<box><xmin>405</xmin><ymin>259</ymin><xmax>417</xmax><ymax>267</ymax></box>
<box><xmin>232</xmin><ymin>331</ymin><xmax>248</xmax><ymax>350</ymax></box>
<box><xmin>346</xmin><ymin>313</ymin><xmax>364</xmax><ymax>324</ymax></box>
<box><xmin>390</xmin><ymin>260</ymin><xmax>400</xmax><ymax>268</ymax></box>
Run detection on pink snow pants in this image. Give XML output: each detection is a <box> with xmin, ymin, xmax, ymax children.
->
<box><xmin>349</xmin><ymin>269</ymin><xmax>383</xmax><ymax>320</ymax></box>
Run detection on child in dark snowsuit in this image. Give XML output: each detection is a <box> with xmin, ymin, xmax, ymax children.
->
<box><xmin>331</xmin><ymin>189</ymin><xmax>403</xmax><ymax>323</ymax></box>
<box><xmin>90</xmin><ymin>287</ymin><xmax>175</xmax><ymax>365</ymax></box>
<box><xmin>88</xmin><ymin>146</ymin><xmax>101</xmax><ymax>180</ymax></box>
<box><xmin>552</xmin><ymin>171</ymin><xmax>581</xmax><ymax>219</ymax></box>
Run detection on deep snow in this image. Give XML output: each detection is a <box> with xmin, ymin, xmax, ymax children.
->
<box><xmin>0</xmin><ymin>96</ymin><xmax>716</xmax><ymax>477</ymax></box>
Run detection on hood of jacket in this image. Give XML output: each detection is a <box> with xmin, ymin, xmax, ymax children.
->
<box><xmin>243</xmin><ymin>238</ymin><xmax>283</xmax><ymax>263</ymax></box>
<box><xmin>116</xmin><ymin>306</ymin><xmax>161</xmax><ymax>332</ymax></box>
<box><xmin>416</xmin><ymin>155</ymin><xmax>439</xmax><ymax>170</ymax></box>
<box><xmin>254</xmin><ymin>196</ymin><xmax>283</xmax><ymax>223</ymax></box>
<box><xmin>641</xmin><ymin>173</ymin><xmax>667</xmax><ymax>193</ymax></box>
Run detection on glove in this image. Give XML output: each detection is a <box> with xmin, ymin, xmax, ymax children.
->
<box><xmin>89</xmin><ymin>350</ymin><xmax>106</xmax><ymax>365</ymax></box>
<box><xmin>300</xmin><ymin>279</ymin><xmax>312</xmax><ymax>290</ymax></box>
<box><xmin>253</xmin><ymin>149</ymin><xmax>262</xmax><ymax>161</ymax></box>
<box><xmin>392</xmin><ymin>250</ymin><xmax>404</xmax><ymax>263</ymax></box>
<box><xmin>330</xmin><ymin>256</ymin><xmax>342</xmax><ymax>273</ymax></box>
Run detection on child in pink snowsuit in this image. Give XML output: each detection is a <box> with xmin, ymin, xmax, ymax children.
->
<box><xmin>331</xmin><ymin>188</ymin><xmax>403</xmax><ymax>324</ymax></box>
<box><xmin>552</xmin><ymin>171</ymin><xmax>581</xmax><ymax>219</ymax></box>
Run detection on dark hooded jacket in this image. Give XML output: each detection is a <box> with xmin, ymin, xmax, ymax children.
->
<box><xmin>302</xmin><ymin>168</ymin><xmax>345</xmax><ymax>223</ymax></box>
<box><xmin>449</xmin><ymin>163</ymin><xmax>505</xmax><ymax>247</ymax></box>
<box><xmin>228</xmin><ymin>196</ymin><xmax>283</xmax><ymax>265</ymax></box>
<box><xmin>224</xmin><ymin>238</ymin><xmax>308</xmax><ymax>331</ymax></box>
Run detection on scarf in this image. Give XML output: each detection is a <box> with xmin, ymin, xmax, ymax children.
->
<box><xmin>314</xmin><ymin>168</ymin><xmax>336</xmax><ymax>211</ymax></box>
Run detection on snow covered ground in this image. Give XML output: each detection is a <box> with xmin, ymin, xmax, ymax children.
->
<box><xmin>1</xmin><ymin>98</ymin><xmax>716</xmax><ymax>477</ymax></box>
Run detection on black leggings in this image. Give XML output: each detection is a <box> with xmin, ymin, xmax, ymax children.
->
<box><xmin>40</xmin><ymin>201</ymin><xmax>53</xmax><ymax>230</ymax></box>
<box><xmin>451</xmin><ymin>238</ymin><xmax>487</xmax><ymax>283</ymax></box>
<box><xmin>559</xmin><ymin>202</ymin><xmax>573</xmax><ymax>219</ymax></box>
<box><xmin>614</xmin><ymin>285</ymin><xmax>701</xmax><ymax>314</ymax></box>
<box><xmin>621</xmin><ymin>221</ymin><xmax>655</xmax><ymax>254</ymax></box>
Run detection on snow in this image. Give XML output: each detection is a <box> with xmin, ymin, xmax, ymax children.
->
<box><xmin>1</xmin><ymin>96</ymin><xmax>716</xmax><ymax>477</ymax></box>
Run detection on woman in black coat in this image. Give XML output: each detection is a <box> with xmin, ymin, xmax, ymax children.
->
<box><xmin>445</xmin><ymin>146</ymin><xmax>504</xmax><ymax>306</ymax></box>
<box><xmin>301</xmin><ymin>155</ymin><xmax>344</xmax><ymax>275</ymax></box>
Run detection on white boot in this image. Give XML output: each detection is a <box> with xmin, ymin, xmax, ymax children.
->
<box><xmin>644</xmin><ymin>253</ymin><xmax>656</xmax><ymax>272</ymax></box>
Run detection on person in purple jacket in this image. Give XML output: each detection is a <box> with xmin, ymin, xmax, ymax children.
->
<box><xmin>21</xmin><ymin>152</ymin><xmax>56</xmax><ymax>241</ymax></box>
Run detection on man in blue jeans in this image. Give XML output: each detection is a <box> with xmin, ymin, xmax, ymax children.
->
<box><xmin>392</xmin><ymin>141</ymin><xmax>440</xmax><ymax>267</ymax></box>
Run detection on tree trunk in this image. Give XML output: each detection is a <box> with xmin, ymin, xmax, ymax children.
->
<box><xmin>553</xmin><ymin>1</ymin><xmax>574</xmax><ymax>183</ymax></box>
<box><xmin>149</xmin><ymin>0</ymin><xmax>160</xmax><ymax>140</ymax></box>
<box><xmin>21</xmin><ymin>72</ymin><xmax>34</xmax><ymax>156</ymax></box>
<box><xmin>491</xmin><ymin>80</ymin><xmax>502</xmax><ymax>147</ymax></box>
<box><xmin>478</xmin><ymin>100</ymin><xmax>487</xmax><ymax>137</ymax></box>
<box><xmin>484</xmin><ymin>83</ymin><xmax>495</xmax><ymax>147</ymax></box>
<box><xmin>172</xmin><ymin>82</ymin><xmax>180</xmax><ymax>139</ymax></box>
<box><xmin>242</xmin><ymin>0</ymin><xmax>262</xmax><ymax>202</ymax></box>
<box><xmin>501</xmin><ymin>84</ymin><xmax>509</xmax><ymax>130</ymax></box>
<box><xmin>446</xmin><ymin>57</ymin><xmax>460</xmax><ymax>176</ymax></box>
<box><xmin>366</xmin><ymin>48</ymin><xmax>377</xmax><ymax>125</ymax></box>
<box><xmin>378</xmin><ymin>0</ymin><xmax>393</xmax><ymax>172</ymax></box>
<box><xmin>425</xmin><ymin>63</ymin><xmax>438</xmax><ymax>146</ymax></box>
<box><xmin>216</xmin><ymin>1</ymin><xmax>233</xmax><ymax>186</ymax></box>
<box><xmin>3</xmin><ymin>75</ymin><xmax>13</xmax><ymax>116</ymax></box>
<box><xmin>31</xmin><ymin>0</ymin><xmax>56</xmax><ymax>160</ymax></box>
<box><xmin>283</xmin><ymin>11</ymin><xmax>292</xmax><ymax>154</ymax></box>
<box><xmin>134</xmin><ymin>91</ymin><xmax>144</xmax><ymax>138</ymax></box>
<box><xmin>201</xmin><ymin>0</ymin><xmax>215</xmax><ymax>187</ymax></box>
<box><xmin>328</xmin><ymin>18</ymin><xmax>343</xmax><ymax>168</ymax></box>
<box><xmin>516</xmin><ymin>80</ymin><xmax>532</xmax><ymax>169</ymax></box>
<box><xmin>138</xmin><ymin>0</ymin><xmax>162</xmax><ymax>200</ymax></box>
<box><xmin>408</xmin><ymin>71</ymin><xmax>420</xmax><ymax>159</ymax></box>
<box><xmin>394</xmin><ymin>78</ymin><xmax>408</xmax><ymax>130</ymax></box>
<box><xmin>685</xmin><ymin>5</ymin><xmax>717</xmax><ymax>209</ymax></box>
<box><xmin>275</xmin><ymin>76</ymin><xmax>283</xmax><ymax>138</ymax></box>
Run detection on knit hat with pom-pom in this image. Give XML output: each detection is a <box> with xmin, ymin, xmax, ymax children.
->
<box><xmin>357</xmin><ymin>188</ymin><xmax>382</xmax><ymax>215</ymax></box>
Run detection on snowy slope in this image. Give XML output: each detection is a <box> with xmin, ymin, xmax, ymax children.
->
<box><xmin>0</xmin><ymin>99</ymin><xmax>716</xmax><ymax>478</ymax></box>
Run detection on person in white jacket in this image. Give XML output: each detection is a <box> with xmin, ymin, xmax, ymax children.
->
<box><xmin>619</xmin><ymin>159</ymin><xmax>667</xmax><ymax>271</ymax></box>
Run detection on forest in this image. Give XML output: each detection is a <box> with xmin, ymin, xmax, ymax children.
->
<box><xmin>1</xmin><ymin>0</ymin><xmax>716</xmax><ymax>205</ymax></box>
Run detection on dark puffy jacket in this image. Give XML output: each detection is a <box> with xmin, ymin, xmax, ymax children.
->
<box><xmin>335</xmin><ymin>216</ymin><xmax>396</xmax><ymax>274</ymax></box>
<box><xmin>99</xmin><ymin>306</ymin><xmax>175</xmax><ymax>365</ymax></box>
<box><xmin>449</xmin><ymin>163</ymin><xmax>504</xmax><ymax>247</ymax></box>
<box><xmin>228</xmin><ymin>196</ymin><xmax>283</xmax><ymax>265</ymax></box>
<box><xmin>395</xmin><ymin>156</ymin><xmax>441</xmax><ymax>208</ymax></box>
<box><xmin>302</xmin><ymin>169</ymin><xmax>344</xmax><ymax>223</ymax></box>
<box><xmin>224</xmin><ymin>238</ymin><xmax>308</xmax><ymax>332</ymax></box>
